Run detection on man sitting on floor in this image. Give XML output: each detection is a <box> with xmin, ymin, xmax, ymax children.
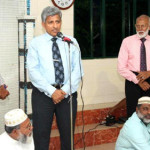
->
<box><xmin>115</xmin><ymin>96</ymin><xmax>150</xmax><ymax>150</ymax></box>
<box><xmin>0</xmin><ymin>109</ymin><xmax>34</xmax><ymax>150</ymax></box>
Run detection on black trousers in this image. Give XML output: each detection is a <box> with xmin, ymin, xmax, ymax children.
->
<box><xmin>125</xmin><ymin>78</ymin><xmax>150</xmax><ymax>118</ymax></box>
<box><xmin>32</xmin><ymin>87</ymin><xmax>77</xmax><ymax>150</ymax></box>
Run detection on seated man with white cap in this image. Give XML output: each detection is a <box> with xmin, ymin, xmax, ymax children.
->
<box><xmin>0</xmin><ymin>109</ymin><xmax>34</xmax><ymax>150</ymax></box>
<box><xmin>115</xmin><ymin>96</ymin><xmax>150</xmax><ymax>150</ymax></box>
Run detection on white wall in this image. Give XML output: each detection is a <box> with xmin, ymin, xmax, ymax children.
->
<box><xmin>0</xmin><ymin>0</ymin><xmax>25</xmax><ymax>133</ymax></box>
<box><xmin>79</xmin><ymin>59</ymin><xmax>125</xmax><ymax>110</ymax></box>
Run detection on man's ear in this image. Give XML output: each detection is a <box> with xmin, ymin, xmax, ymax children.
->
<box><xmin>42</xmin><ymin>22</ymin><xmax>45</xmax><ymax>28</ymax></box>
<box><xmin>11</xmin><ymin>129</ymin><xmax>18</xmax><ymax>135</ymax></box>
<box><xmin>10</xmin><ymin>128</ymin><xmax>21</xmax><ymax>140</ymax></box>
<box><xmin>136</xmin><ymin>107</ymin><xmax>138</xmax><ymax>113</ymax></box>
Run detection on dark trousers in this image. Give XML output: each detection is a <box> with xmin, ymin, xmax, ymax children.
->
<box><xmin>32</xmin><ymin>87</ymin><xmax>77</xmax><ymax>150</ymax></box>
<box><xmin>125</xmin><ymin>78</ymin><xmax>150</xmax><ymax>118</ymax></box>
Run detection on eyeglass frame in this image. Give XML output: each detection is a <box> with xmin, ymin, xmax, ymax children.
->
<box><xmin>135</xmin><ymin>24</ymin><xmax>149</xmax><ymax>30</ymax></box>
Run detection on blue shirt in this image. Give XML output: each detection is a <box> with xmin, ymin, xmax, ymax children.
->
<box><xmin>27</xmin><ymin>33</ymin><xmax>83</xmax><ymax>98</ymax></box>
<box><xmin>115</xmin><ymin>112</ymin><xmax>150</xmax><ymax>150</ymax></box>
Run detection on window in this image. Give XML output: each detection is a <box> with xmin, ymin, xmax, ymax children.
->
<box><xmin>74</xmin><ymin>0</ymin><xmax>150</xmax><ymax>58</ymax></box>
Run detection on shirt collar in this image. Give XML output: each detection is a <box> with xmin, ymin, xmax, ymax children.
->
<box><xmin>44</xmin><ymin>32</ymin><xmax>53</xmax><ymax>41</ymax></box>
<box><xmin>135</xmin><ymin>34</ymin><xmax>150</xmax><ymax>41</ymax></box>
<box><xmin>44</xmin><ymin>32</ymin><xmax>61</xmax><ymax>42</ymax></box>
<box><xmin>145</xmin><ymin>34</ymin><xmax>150</xmax><ymax>41</ymax></box>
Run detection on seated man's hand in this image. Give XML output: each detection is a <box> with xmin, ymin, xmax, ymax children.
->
<box><xmin>0</xmin><ymin>85</ymin><xmax>9</xmax><ymax>100</ymax></box>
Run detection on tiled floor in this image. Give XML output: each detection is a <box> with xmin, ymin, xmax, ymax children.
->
<box><xmin>50</xmin><ymin>123</ymin><xmax>120</xmax><ymax>149</ymax></box>
<box><xmin>77</xmin><ymin>142</ymin><xmax>116</xmax><ymax>150</ymax></box>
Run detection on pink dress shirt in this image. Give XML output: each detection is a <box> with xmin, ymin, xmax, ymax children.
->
<box><xmin>118</xmin><ymin>34</ymin><xmax>150</xmax><ymax>84</ymax></box>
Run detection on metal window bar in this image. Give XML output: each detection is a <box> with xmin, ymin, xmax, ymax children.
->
<box><xmin>18</xmin><ymin>18</ymin><xmax>35</xmax><ymax>114</ymax></box>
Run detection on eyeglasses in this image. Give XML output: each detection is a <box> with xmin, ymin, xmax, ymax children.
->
<box><xmin>26</xmin><ymin>122</ymin><xmax>32</xmax><ymax>130</ymax></box>
<box><xmin>135</xmin><ymin>24</ymin><xmax>148</xmax><ymax>29</ymax></box>
<box><xmin>21</xmin><ymin>122</ymin><xmax>32</xmax><ymax>130</ymax></box>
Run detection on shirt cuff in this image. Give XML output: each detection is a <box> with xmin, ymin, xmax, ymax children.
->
<box><xmin>46</xmin><ymin>85</ymin><xmax>56</xmax><ymax>97</ymax></box>
<box><xmin>132</xmin><ymin>76</ymin><xmax>139</xmax><ymax>84</ymax></box>
<box><xmin>61</xmin><ymin>84</ymin><xmax>70</xmax><ymax>95</ymax></box>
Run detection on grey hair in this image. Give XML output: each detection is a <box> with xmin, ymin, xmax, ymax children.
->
<box><xmin>136</xmin><ymin>14</ymin><xmax>150</xmax><ymax>26</ymax></box>
<box><xmin>137</xmin><ymin>104</ymin><xmax>142</xmax><ymax>109</ymax></box>
<box><xmin>5</xmin><ymin>124</ymin><xmax>20</xmax><ymax>134</ymax></box>
<box><xmin>41</xmin><ymin>6</ymin><xmax>62</xmax><ymax>22</ymax></box>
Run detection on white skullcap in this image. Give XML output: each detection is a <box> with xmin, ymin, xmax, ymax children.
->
<box><xmin>138</xmin><ymin>96</ymin><xmax>150</xmax><ymax>105</ymax></box>
<box><xmin>4</xmin><ymin>109</ymin><xmax>27</xmax><ymax>127</ymax></box>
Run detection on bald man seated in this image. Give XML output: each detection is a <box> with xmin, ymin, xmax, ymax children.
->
<box><xmin>0</xmin><ymin>109</ymin><xmax>34</xmax><ymax>150</ymax></box>
<box><xmin>115</xmin><ymin>96</ymin><xmax>150</xmax><ymax>150</ymax></box>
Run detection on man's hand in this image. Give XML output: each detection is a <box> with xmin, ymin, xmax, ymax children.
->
<box><xmin>138</xmin><ymin>81</ymin><xmax>150</xmax><ymax>91</ymax></box>
<box><xmin>0</xmin><ymin>85</ymin><xmax>9</xmax><ymax>100</ymax></box>
<box><xmin>51</xmin><ymin>89</ymin><xmax>66</xmax><ymax>104</ymax></box>
<box><xmin>137</xmin><ymin>71</ymin><xmax>150</xmax><ymax>82</ymax></box>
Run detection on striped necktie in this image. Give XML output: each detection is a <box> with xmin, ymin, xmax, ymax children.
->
<box><xmin>140</xmin><ymin>38</ymin><xmax>147</xmax><ymax>71</ymax></box>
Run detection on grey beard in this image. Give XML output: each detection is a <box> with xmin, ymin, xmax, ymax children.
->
<box><xmin>18</xmin><ymin>132</ymin><xmax>32</xmax><ymax>144</ymax></box>
<box><xmin>136</xmin><ymin>28</ymin><xmax>149</xmax><ymax>38</ymax></box>
<box><xmin>137</xmin><ymin>111</ymin><xmax>150</xmax><ymax>124</ymax></box>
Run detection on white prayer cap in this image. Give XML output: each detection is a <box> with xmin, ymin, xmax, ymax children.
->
<box><xmin>138</xmin><ymin>96</ymin><xmax>150</xmax><ymax>105</ymax></box>
<box><xmin>4</xmin><ymin>109</ymin><xmax>27</xmax><ymax>127</ymax></box>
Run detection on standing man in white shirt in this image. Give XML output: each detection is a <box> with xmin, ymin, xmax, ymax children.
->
<box><xmin>27</xmin><ymin>6</ymin><xmax>83</xmax><ymax>150</ymax></box>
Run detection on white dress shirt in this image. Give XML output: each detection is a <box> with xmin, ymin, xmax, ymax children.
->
<box><xmin>27</xmin><ymin>32</ymin><xmax>84</xmax><ymax>97</ymax></box>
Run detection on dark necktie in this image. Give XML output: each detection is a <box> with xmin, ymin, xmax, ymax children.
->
<box><xmin>51</xmin><ymin>37</ymin><xmax>64</xmax><ymax>84</ymax></box>
<box><xmin>140</xmin><ymin>38</ymin><xmax>147</xmax><ymax>71</ymax></box>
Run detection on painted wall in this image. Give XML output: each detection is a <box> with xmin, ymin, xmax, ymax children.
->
<box><xmin>0</xmin><ymin>0</ymin><xmax>25</xmax><ymax>133</ymax></box>
<box><xmin>79</xmin><ymin>59</ymin><xmax>125</xmax><ymax>110</ymax></box>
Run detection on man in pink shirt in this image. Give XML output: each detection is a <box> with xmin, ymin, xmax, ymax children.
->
<box><xmin>118</xmin><ymin>14</ymin><xmax>150</xmax><ymax>118</ymax></box>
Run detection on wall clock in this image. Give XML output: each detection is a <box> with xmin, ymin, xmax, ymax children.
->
<box><xmin>52</xmin><ymin>0</ymin><xmax>75</xmax><ymax>10</ymax></box>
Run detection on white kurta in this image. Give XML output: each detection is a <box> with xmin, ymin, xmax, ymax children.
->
<box><xmin>0</xmin><ymin>132</ymin><xmax>34</xmax><ymax>150</ymax></box>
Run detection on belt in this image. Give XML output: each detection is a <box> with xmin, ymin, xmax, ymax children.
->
<box><xmin>52</xmin><ymin>84</ymin><xmax>64</xmax><ymax>89</ymax></box>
